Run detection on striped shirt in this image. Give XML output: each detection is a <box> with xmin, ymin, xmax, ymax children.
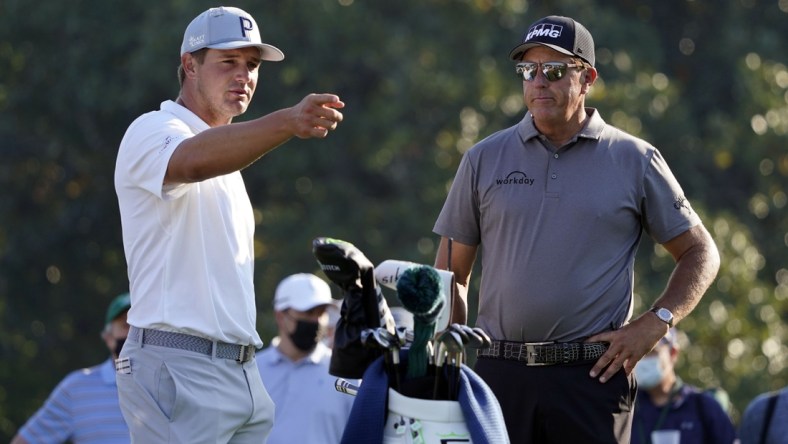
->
<box><xmin>17</xmin><ymin>359</ymin><xmax>129</xmax><ymax>444</ymax></box>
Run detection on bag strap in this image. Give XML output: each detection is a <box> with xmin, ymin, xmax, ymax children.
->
<box><xmin>758</xmin><ymin>392</ymin><xmax>779</xmax><ymax>444</ymax></box>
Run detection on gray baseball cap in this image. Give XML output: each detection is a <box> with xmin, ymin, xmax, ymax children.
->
<box><xmin>181</xmin><ymin>6</ymin><xmax>285</xmax><ymax>61</ymax></box>
<box><xmin>509</xmin><ymin>15</ymin><xmax>595</xmax><ymax>67</ymax></box>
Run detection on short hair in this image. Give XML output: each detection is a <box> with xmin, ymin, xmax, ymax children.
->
<box><xmin>177</xmin><ymin>48</ymin><xmax>208</xmax><ymax>88</ymax></box>
<box><xmin>573</xmin><ymin>57</ymin><xmax>592</xmax><ymax>70</ymax></box>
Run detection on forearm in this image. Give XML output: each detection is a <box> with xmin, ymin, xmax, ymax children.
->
<box><xmin>451</xmin><ymin>281</ymin><xmax>469</xmax><ymax>325</ymax></box>
<box><xmin>166</xmin><ymin>108</ymin><xmax>295</xmax><ymax>183</ymax></box>
<box><xmin>434</xmin><ymin>237</ymin><xmax>476</xmax><ymax>325</ymax></box>
<box><xmin>652</xmin><ymin>224</ymin><xmax>721</xmax><ymax>324</ymax></box>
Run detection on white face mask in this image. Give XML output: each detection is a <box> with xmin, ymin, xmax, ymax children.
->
<box><xmin>635</xmin><ymin>355</ymin><xmax>664</xmax><ymax>389</ymax></box>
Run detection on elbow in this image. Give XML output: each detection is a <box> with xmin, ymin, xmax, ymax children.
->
<box><xmin>707</xmin><ymin>242</ymin><xmax>721</xmax><ymax>279</ymax></box>
<box><xmin>693</xmin><ymin>231</ymin><xmax>721</xmax><ymax>284</ymax></box>
<box><xmin>181</xmin><ymin>164</ymin><xmax>214</xmax><ymax>183</ymax></box>
<box><xmin>166</xmin><ymin>158</ymin><xmax>215</xmax><ymax>184</ymax></box>
<box><xmin>694</xmin><ymin>224</ymin><xmax>721</xmax><ymax>280</ymax></box>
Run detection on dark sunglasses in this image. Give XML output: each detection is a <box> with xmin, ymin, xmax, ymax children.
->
<box><xmin>515</xmin><ymin>61</ymin><xmax>585</xmax><ymax>82</ymax></box>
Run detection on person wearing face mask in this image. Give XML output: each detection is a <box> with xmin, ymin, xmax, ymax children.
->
<box><xmin>11</xmin><ymin>293</ymin><xmax>131</xmax><ymax>444</ymax></box>
<box><xmin>632</xmin><ymin>328</ymin><xmax>736</xmax><ymax>444</ymax></box>
<box><xmin>256</xmin><ymin>273</ymin><xmax>355</xmax><ymax>444</ymax></box>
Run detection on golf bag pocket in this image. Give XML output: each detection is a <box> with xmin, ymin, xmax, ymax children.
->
<box><xmin>383</xmin><ymin>388</ymin><xmax>471</xmax><ymax>444</ymax></box>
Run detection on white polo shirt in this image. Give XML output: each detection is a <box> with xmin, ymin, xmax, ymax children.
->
<box><xmin>115</xmin><ymin>100</ymin><xmax>261</xmax><ymax>347</ymax></box>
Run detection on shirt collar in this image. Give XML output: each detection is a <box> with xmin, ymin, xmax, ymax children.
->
<box><xmin>518</xmin><ymin>107</ymin><xmax>605</xmax><ymax>144</ymax></box>
<box><xmin>670</xmin><ymin>377</ymin><xmax>691</xmax><ymax>408</ymax></box>
<box><xmin>160</xmin><ymin>100</ymin><xmax>211</xmax><ymax>133</ymax></box>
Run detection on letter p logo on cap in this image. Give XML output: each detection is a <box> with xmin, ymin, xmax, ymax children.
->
<box><xmin>240</xmin><ymin>17</ymin><xmax>254</xmax><ymax>38</ymax></box>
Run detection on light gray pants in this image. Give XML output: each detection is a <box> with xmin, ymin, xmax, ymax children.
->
<box><xmin>116</xmin><ymin>338</ymin><xmax>275</xmax><ymax>443</ymax></box>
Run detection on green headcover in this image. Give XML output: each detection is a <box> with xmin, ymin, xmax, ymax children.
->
<box><xmin>396</xmin><ymin>265</ymin><xmax>444</xmax><ymax>379</ymax></box>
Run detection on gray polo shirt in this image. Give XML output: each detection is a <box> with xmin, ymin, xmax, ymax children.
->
<box><xmin>433</xmin><ymin>109</ymin><xmax>699</xmax><ymax>342</ymax></box>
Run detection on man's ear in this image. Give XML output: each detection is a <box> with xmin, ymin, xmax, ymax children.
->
<box><xmin>100</xmin><ymin>328</ymin><xmax>114</xmax><ymax>349</ymax></box>
<box><xmin>581</xmin><ymin>67</ymin><xmax>597</xmax><ymax>93</ymax></box>
<box><xmin>669</xmin><ymin>346</ymin><xmax>680</xmax><ymax>363</ymax></box>
<box><xmin>181</xmin><ymin>54</ymin><xmax>198</xmax><ymax>77</ymax></box>
<box><xmin>274</xmin><ymin>310</ymin><xmax>287</xmax><ymax>329</ymax></box>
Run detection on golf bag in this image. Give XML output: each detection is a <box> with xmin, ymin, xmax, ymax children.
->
<box><xmin>313</xmin><ymin>237</ymin><xmax>509</xmax><ymax>444</ymax></box>
<box><xmin>341</xmin><ymin>352</ymin><xmax>509</xmax><ymax>444</ymax></box>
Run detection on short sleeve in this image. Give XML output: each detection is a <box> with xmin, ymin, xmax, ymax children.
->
<box><xmin>641</xmin><ymin>149</ymin><xmax>701</xmax><ymax>243</ymax></box>
<box><xmin>433</xmin><ymin>152</ymin><xmax>482</xmax><ymax>246</ymax></box>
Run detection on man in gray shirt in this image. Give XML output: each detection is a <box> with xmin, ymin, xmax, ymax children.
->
<box><xmin>433</xmin><ymin>15</ymin><xmax>720</xmax><ymax>443</ymax></box>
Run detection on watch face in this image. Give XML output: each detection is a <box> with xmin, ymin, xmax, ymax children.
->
<box><xmin>654</xmin><ymin>308</ymin><xmax>673</xmax><ymax>325</ymax></box>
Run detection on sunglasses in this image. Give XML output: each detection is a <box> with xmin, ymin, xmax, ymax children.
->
<box><xmin>515</xmin><ymin>61</ymin><xmax>585</xmax><ymax>82</ymax></box>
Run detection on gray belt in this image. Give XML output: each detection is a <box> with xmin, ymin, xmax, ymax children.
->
<box><xmin>128</xmin><ymin>326</ymin><xmax>257</xmax><ymax>363</ymax></box>
<box><xmin>477</xmin><ymin>340</ymin><xmax>608</xmax><ymax>366</ymax></box>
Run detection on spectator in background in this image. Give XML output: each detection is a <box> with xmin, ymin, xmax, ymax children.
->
<box><xmin>256</xmin><ymin>273</ymin><xmax>355</xmax><ymax>444</ymax></box>
<box><xmin>739</xmin><ymin>386</ymin><xmax>788</xmax><ymax>444</ymax></box>
<box><xmin>12</xmin><ymin>293</ymin><xmax>131</xmax><ymax>444</ymax></box>
<box><xmin>632</xmin><ymin>328</ymin><xmax>736</xmax><ymax>444</ymax></box>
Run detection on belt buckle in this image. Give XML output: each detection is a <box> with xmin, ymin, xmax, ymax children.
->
<box><xmin>525</xmin><ymin>341</ymin><xmax>553</xmax><ymax>366</ymax></box>
<box><xmin>237</xmin><ymin>345</ymin><xmax>253</xmax><ymax>363</ymax></box>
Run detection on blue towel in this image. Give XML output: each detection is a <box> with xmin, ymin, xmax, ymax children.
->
<box><xmin>340</xmin><ymin>353</ymin><xmax>509</xmax><ymax>444</ymax></box>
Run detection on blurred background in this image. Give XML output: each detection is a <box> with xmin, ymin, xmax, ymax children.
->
<box><xmin>0</xmin><ymin>0</ymin><xmax>785</xmax><ymax>438</ymax></box>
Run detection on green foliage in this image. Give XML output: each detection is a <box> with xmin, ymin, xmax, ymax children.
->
<box><xmin>1</xmin><ymin>0</ymin><xmax>786</xmax><ymax>438</ymax></box>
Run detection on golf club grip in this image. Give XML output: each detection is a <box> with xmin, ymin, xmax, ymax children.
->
<box><xmin>335</xmin><ymin>378</ymin><xmax>359</xmax><ymax>396</ymax></box>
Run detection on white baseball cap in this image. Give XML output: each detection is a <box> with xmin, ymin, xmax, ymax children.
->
<box><xmin>274</xmin><ymin>273</ymin><xmax>333</xmax><ymax>312</ymax></box>
<box><xmin>181</xmin><ymin>6</ymin><xmax>285</xmax><ymax>61</ymax></box>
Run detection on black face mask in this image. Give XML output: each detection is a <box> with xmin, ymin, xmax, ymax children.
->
<box><xmin>288</xmin><ymin>319</ymin><xmax>321</xmax><ymax>352</ymax></box>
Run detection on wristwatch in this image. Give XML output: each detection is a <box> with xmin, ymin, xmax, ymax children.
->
<box><xmin>650</xmin><ymin>307</ymin><xmax>674</xmax><ymax>327</ymax></box>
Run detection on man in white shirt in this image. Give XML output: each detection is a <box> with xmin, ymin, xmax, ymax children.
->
<box><xmin>256</xmin><ymin>274</ymin><xmax>355</xmax><ymax>444</ymax></box>
<box><xmin>114</xmin><ymin>6</ymin><xmax>344</xmax><ymax>443</ymax></box>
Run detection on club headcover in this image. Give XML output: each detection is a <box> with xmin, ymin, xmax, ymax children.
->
<box><xmin>312</xmin><ymin>237</ymin><xmax>370</xmax><ymax>293</ymax></box>
<box><xmin>313</xmin><ymin>237</ymin><xmax>396</xmax><ymax>378</ymax></box>
<box><xmin>375</xmin><ymin>259</ymin><xmax>454</xmax><ymax>332</ymax></box>
<box><xmin>395</xmin><ymin>265</ymin><xmax>444</xmax><ymax>379</ymax></box>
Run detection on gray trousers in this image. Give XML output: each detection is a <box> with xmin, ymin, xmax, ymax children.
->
<box><xmin>116</xmin><ymin>338</ymin><xmax>275</xmax><ymax>443</ymax></box>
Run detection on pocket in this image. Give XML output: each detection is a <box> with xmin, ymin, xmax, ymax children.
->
<box><xmin>117</xmin><ymin>349</ymin><xmax>178</xmax><ymax>422</ymax></box>
<box><xmin>115</xmin><ymin>359</ymin><xmax>173</xmax><ymax>422</ymax></box>
<box><xmin>157</xmin><ymin>362</ymin><xmax>176</xmax><ymax>420</ymax></box>
<box><xmin>618</xmin><ymin>369</ymin><xmax>638</xmax><ymax>412</ymax></box>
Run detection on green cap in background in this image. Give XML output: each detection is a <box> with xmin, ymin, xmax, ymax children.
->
<box><xmin>105</xmin><ymin>293</ymin><xmax>131</xmax><ymax>325</ymax></box>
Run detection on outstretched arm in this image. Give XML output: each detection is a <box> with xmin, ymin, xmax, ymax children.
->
<box><xmin>166</xmin><ymin>94</ymin><xmax>344</xmax><ymax>184</ymax></box>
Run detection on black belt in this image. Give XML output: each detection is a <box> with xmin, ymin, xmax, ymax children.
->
<box><xmin>477</xmin><ymin>340</ymin><xmax>608</xmax><ymax>366</ymax></box>
<box><xmin>128</xmin><ymin>326</ymin><xmax>257</xmax><ymax>363</ymax></box>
